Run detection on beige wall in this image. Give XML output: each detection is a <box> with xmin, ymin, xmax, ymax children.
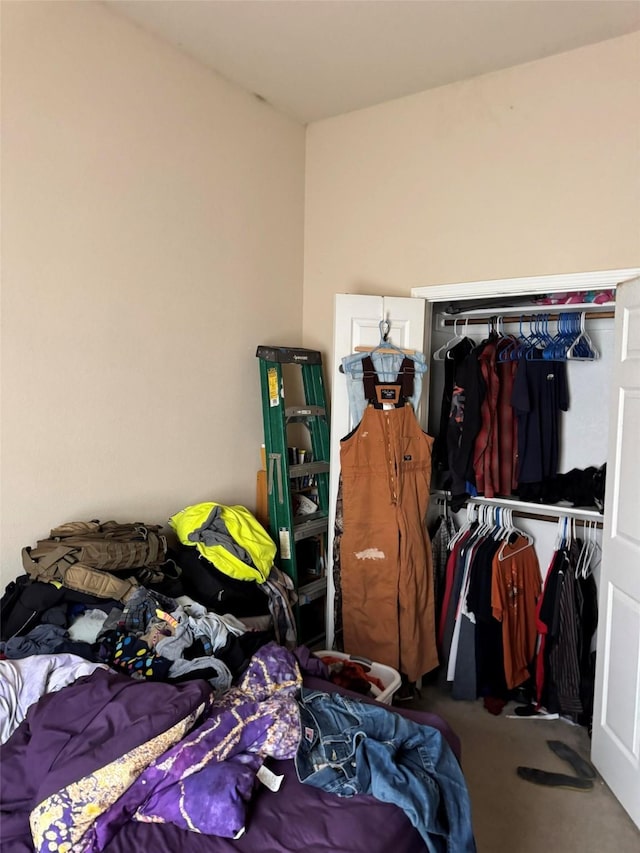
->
<box><xmin>2</xmin><ymin>5</ymin><xmax>639</xmax><ymax>590</ymax></box>
<box><xmin>0</xmin><ymin>2</ymin><xmax>305</xmax><ymax>585</ymax></box>
<box><xmin>303</xmin><ymin>32</ymin><xmax>640</xmax><ymax>357</ymax></box>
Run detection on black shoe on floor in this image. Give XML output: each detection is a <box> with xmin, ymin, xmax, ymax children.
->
<box><xmin>517</xmin><ymin>766</ymin><xmax>594</xmax><ymax>791</ymax></box>
<box><xmin>546</xmin><ymin>740</ymin><xmax>597</xmax><ymax>779</ymax></box>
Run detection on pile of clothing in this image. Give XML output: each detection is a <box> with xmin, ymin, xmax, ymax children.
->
<box><xmin>1</xmin><ymin>503</ymin><xmax>300</xmax><ymax>701</ymax></box>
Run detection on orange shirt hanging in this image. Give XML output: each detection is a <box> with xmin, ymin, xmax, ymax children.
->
<box><xmin>491</xmin><ymin>536</ymin><xmax>542</xmax><ymax>690</ymax></box>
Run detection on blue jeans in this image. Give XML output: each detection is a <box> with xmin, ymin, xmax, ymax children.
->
<box><xmin>295</xmin><ymin>688</ymin><xmax>476</xmax><ymax>853</ymax></box>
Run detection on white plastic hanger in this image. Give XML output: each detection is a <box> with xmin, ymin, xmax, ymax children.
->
<box><xmin>567</xmin><ymin>312</ymin><xmax>599</xmax><ymax>361</ymax></box>
<box><xmin>553</xmin><ymin>515</ymin><xmax>569</xmax><ymax>551</ymax></box>
<box><xmin>575</xmin><ymin>520</ymin><xmax>601</xmax><ymax>578</ymax></box>
<box><xmin>448</xmin><ymin>500</ymin><xmax>477</xmax><ymax>550</ymax></box>
<box><xmin>497</xmin><ymin>508</ymin><xmax>534</xmax><ymax>560</ymax></box>
<box><xmin>575</xmin><ymin>521</ymin><xmax>591</xmax><ymax>578</ymax></box>
<box><xmin>433</xmin><ymin>318</ymin><xmax>475</xmax><ymax>362</ymax></box>
<box><xmin>433</xmin><ymin>318</ymin><xmax>462</xmax><ymax>361</ymax></box>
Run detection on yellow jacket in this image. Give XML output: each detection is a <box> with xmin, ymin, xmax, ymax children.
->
<box><xmin>169</xmin><ymin>502</ymin><xmax>275</xmax><ymax>583</ymax></box>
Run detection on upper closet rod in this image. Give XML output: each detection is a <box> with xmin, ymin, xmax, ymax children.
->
<box><xmin>441</xmin><ymin>310</ymin><xmax>614</xmax><ymax>327</ymax></box>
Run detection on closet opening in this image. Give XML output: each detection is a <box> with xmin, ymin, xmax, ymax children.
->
<box><xmin>421</xmin><ymin>286</ymin><xmax>615</xmax><ymax>727</ymax></box>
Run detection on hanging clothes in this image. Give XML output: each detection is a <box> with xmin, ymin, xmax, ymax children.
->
<box><xmin>576</xmin><ymin>570</ymin><xmax>598</xmax><ymax>727</ymax></box>
<box><xmin>495</xmin><ymin>337</ymin><xmax>519</xmax><ymax>496</ymax></box>
<box><xmin>331</xmin><ymin>473</ymin><xmax>345</xmax><ymax>650</ymax></box>
<box><xmin>535</xmin><ymin>547</ymin><xmax>565</xmax><ymax>710</ymax></box>
<box><xmin>511</xmin><ymin>355</ymin><xmax>569</xmax><ymax>502</ymax></box>
<box><xmin>437</xmin><ymin>322</ymin><xmax>577</xmax><ymax>506</ymax></box>
<box><xmin>341</xmin><ymin>350</ymin><xmax>428</xmax><ymax>428</ymax></box>
<box><xmin>463</xmin><ymin>532</ymin><xmax>504</xmax><ymax>703</ymax></box>
<box><xmin>439</xmin><ymin>528</ymin><xmax>474</xmax><ymax>663</ymax></box>
<box><xmin>446</xmin><ymin>350</ymin><xmax>485</xmax><ymax>511</ymax></box>
<box><xmin>430</xmin><ymin>510</ymin><xmax>457</xmax><ymax>623</ymax></box>
<box><xmin>490</xmin><ymin>535</ymin><xmax>541</xmax><ymax>690</ymax></box>
<box><xmin>339</xmin><ymin>371</ymin><xmax>438</xmax><ymax>682</ymax></box>
<box><xmin>432</xmin><ymin>336</ymin><xmax>475</xmax><ymax>478</ymax></box>
<box><xmin>449</xmin><ymin>535</ymin><xmax>489</xmax><ymax>702</ymax></box>
<box><xmin>472</xmin><ymin>337</ymin><xmax>500</xmax><ymax>499</ymax></box>
<box><xmin>535</xmin><ymin>534</ymin><xmax>598</xmax><ymax>724</ymax></box>
<box><xmin>438</xmin><ymin>512</ymin><xmax>541</xmax><ymax>709</ymax></box>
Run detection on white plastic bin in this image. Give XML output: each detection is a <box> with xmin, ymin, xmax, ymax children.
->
<box><xmin>314</xmin><ymin>650</ymin><xmax>401</xmax><ymax>705</ymax></box>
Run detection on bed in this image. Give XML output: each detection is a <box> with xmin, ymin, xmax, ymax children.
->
<box><xmin>0</xmin><ymin>643</ymin><xmax>470</xmax><ymax>853</ymax></box>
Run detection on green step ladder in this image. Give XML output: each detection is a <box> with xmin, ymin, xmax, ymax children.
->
<box><xmin>256</xmin><ymin>345</ymin><xmax>330</xmax><ymax>645</ymax></box>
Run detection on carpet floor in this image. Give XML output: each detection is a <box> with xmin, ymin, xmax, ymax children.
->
<box><xmin>398</xmin><ymin>685</ymin><xmax>640</xmax><ymax>852</ymax></box>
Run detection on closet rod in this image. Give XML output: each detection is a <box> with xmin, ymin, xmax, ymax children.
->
<box><xmin>441</xmin><ymin>310</ymin><xmax>615</xmax><ymax>327</ymax></box>
<box><xmin>432</xmin><ymin>491</ymin><xmax>604</xmax><ymax>525</ymax></box>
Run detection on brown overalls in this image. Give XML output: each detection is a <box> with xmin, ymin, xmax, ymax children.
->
<box><xmin>339</xmin><ymin>360</ymin><xmax>439</xmax><ymax>682</ymax></box>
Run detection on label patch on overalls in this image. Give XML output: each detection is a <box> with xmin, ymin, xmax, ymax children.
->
<box><xmin>376</xmin><ymin>385</ymin><xmax>400</xmax><ymax>404</ymax></box>
<box><xmin>305</xmin><ymin>726</ymin><xmax>315</xmax><ymax>742</ymax></box>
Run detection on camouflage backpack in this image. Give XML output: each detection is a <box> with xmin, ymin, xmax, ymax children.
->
<box><xmin>22</xmin><ymin>520</ymin><xmax>168</xmax><ymax>600</ymax></box>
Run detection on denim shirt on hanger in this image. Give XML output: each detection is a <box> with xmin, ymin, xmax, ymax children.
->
<box><xmin>341</xmin><ymin>350</ymin><xmax>428</xmax><ymax>429</ymax></box>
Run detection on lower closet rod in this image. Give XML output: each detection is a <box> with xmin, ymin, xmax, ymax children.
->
<box><xmin>432</xmin><ymin>495</ymin><xmax>603</xmax><ymax>528</ymax></box>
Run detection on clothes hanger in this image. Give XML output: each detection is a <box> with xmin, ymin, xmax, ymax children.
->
<box><xmin>553</xmin><ymin>514</ymin><xmax>567</xmax><ymax>551</ymax></box>
<box><xmin>448</xmin><ymin>500</ymin><xmax>477</xmax><ymax>549</ymax></box>
<box><xmin>432</xmin><ymin>317</ymin><xmax>475</xmax><ymax>362</ymax></box>
<box><xmin>498</xmin><ymin>533</ymin><xmax>534</xmax><ymax>560</ymax></box>
<box><xmin>441</xmin><ymin>492</ymin><xmax>450</xmax><ymax>520</ymax></box>
<box><xmin>557</xmin><ymin>515</ymin><xmax>573</xmax><ymax>550</ymax></box>
<box><xmin>433</xmin><ymin>318</ymin><xmax>462</xmax><ymax>361</ymax></box>
<box><xmin>498</xmin><ymin>506</ymin><xmax>514</xmax><ymax>541</ymax></box>
<box><xmin>575</xmin><ymin>520</ymin><xmax>601</xmax><ymax>578</ymax></box>
<box><xmin>497</xmin><ymin>507</ymin><xmax>534</xmax><ymax>560</ymax></box>
<box><xmin>523</xmin><ymin>313</ymin><xmax>548</xmax><ymax>359</ymax></box>
<box><xmin>353</xmin><ymin>319</ymin><xmax>418</xmax><ymax>356</ymax></box>
<box><xmin>584</xmin><ymin>522</ymin><xmax>602</xmax><ymax>578</ymax></box>
<box><xmin>557</xmin><ymin>312</ymin><xmax>581</xmax><ymax>360</ymax></box>
<box><xmin>575</xmin><ymin>520</ymin><xmax>591</xmax><ymax>578</ymax></box>
<box><xmin>486</xmin><ymin>315</ymin><xmax>501</xmax><ymax>342</ymax></box>
<box><xmin>567</xmin><ymin>311</ymin><xmax>599</xmax><ymax>361</ymax></box>
<box><xmin>501</xmin><ymin>507</ymin><xmax>519</xmax><ymax>543</ymax></box>
<box><xmin>509</xmin><ymin>315</ymin><xmax>534</xmax><ymax>361</ymax></box>
<box><xmin>445</xmin><ymin>317</ymin><xmax>475</xmax><ymax>359</ymax></box>
<box><xmin>340</xmin><ymin>318</ymin><xmax>420</xmax><ymax>372</ymax></box>
<box><xmin>476</xmin><ymin>504</ymin><xmax>494</xmax><ymax>538</ymax></box>
<box><xmin>495</xmin><ymin>316</ymin><xmax>510</xmax><ymax>343</ymax></box>
<box><xmin>462</xmin><ymin>504</ymin><xmax>489</xmax><ymax>551</ymax></box>
<box><xmin>537</xmin><ymin>314</ymin><xmax>554</xmax><ymax>351</ymax></box>
<box><xmin>491</xmin><ymin>506</ymin><xmax>508</xmax><ymax>541</ymax></box>
<box><xmin>496</xmin><ymin>317</ymin><xmax>520</xmax><ymax>362</ymax></box>
<box><xmin>542</xmin><ymin>312</ymin><xmax>570</xmax><ymax>360</ymax></box>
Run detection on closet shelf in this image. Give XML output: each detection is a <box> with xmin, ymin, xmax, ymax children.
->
<box><xmin>432</xmin><ymin>490</ymin><xmax>604</xmax><ymax>525</ymax></box>
<box><xmin>437</xmin><ymin>302</ymin><xmax>615</xmax><ymax>327</ymax></box>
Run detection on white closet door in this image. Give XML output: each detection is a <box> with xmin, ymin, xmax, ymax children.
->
<box><xmin>591</xmin><ymin>275</ymin><xmax>640</xmax><ymax>829</ymax></box>
<box><xmin>326</xmin><ymin>294</ymin><xmax>431</xmax><ymax>648</ymax></box>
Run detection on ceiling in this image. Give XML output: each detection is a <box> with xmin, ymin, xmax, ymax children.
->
<box><xmin>106</xmin><ymin>0</ymin><xmax>640</xmax><ymax>124</ymax></box>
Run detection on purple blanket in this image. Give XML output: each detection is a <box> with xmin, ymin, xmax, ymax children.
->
<box><xmin>103</xmin><ymin>680</ymin><xmax>460</xmax><ymax>853</ymax></box>
<box><xmin>0</xmin><ymin>670</ymin><xmax>212</xmax><ymax>853</ymax></box>
<box><xmin>118</xmin><ymin>643</ymin><xmax>303</xmax><ymax>839</ymax></box>
<box><xmin>0</xmin><ymin>657</ymin><xmax>460</xmax><ymax>853</ymax></box>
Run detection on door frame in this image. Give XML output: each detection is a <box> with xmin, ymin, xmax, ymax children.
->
<box><xmin>411</xmin><ymin>267</ymin><xmax>640</xmax><ymax>302</ymax></box>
